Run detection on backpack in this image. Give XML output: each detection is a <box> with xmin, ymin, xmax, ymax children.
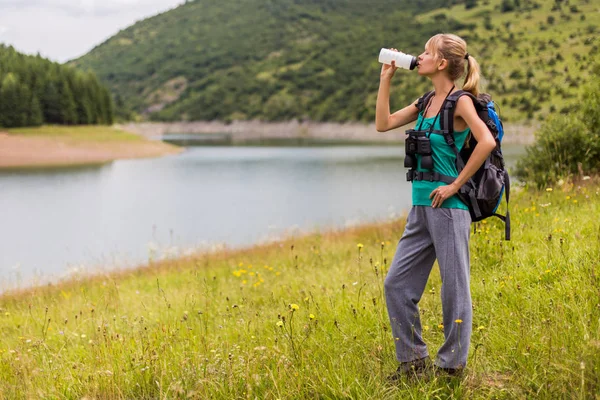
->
<box><xmin>415</xmin><ymin>89</ymin><xmax>511</xmax><ymax>240</ymax></box>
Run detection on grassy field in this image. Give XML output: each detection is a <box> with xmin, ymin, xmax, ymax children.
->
<box><xmin>7</xmin><ymin>125</ymin><xmax>144</xmax><ymax>143</ymax></box>
<box><xmin>1</xmin><ymin>181</ymin><xmax>599</xmax><ymax>399</ymax></box>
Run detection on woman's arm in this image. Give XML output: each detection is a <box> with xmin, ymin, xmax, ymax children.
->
<box><xmin>375</xmin><ymin>56</ymin><xmax>419</xmax><ymax>132</ymax></box>
<box><xmin>376</xmin><ymin>95</ymin><xmax>419</xmax><ymax>132</ymax></box>
<box><xmin>430</xmin><ymin>95</ymin><xmax>496</xmax><ymax>208</ymax></box>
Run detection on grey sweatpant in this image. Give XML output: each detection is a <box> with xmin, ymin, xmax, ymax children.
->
<box><xmin>384</xmin><ymin>206</ymin><xmax>472</xmax><ymax>369</ymax></box>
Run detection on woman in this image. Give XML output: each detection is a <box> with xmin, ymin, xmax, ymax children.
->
<box><xmin>375</xmin><ymin>33</ymin><xmax>496</xmax><ymax>379</ymax></box>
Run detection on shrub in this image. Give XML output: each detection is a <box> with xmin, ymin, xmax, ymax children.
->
<box><xmin>514</xmin><ymin>115</ymin><xmax>591</xmax><ymax>186</ymax></box>
<box><xmin>501</xmin><ymin>0</ymin><xmax>515</xmax><ymax>12</ymax></box>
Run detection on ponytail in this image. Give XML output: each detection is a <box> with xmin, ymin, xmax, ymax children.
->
<box><xmin>462</xmin><ymin>55</ymin><xmax>481</xmax><ymax>97</ymax></box>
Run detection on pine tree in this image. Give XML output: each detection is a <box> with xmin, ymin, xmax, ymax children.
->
<box><xmin>59</xmin><ymin>77</ymin><xmax>78</xmax><ymax>125</ymax></box>
<box><xmin>41</xmin><ymin>81</ymin><xmax>62</xmax><ymax>124</ymax></box>
<box><xmin>28</xmin><ymin>95</ymin><xmax>44</xmax><ymax>126</ymax></box>
<box><xmin>0</xmin><ymin>73</ymin><xmax>29</xmax><ymax>127</ymax></box>
<box><xmin>101</xmin><ymin>87</ymin><xmax>114</xmax><ymax>125</ymax></box>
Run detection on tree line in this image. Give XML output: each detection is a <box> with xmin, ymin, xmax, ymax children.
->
<box><xmin>0</xmin><ymin>45</ymin><xmax>113</xmax><ymax>128</ymax></box>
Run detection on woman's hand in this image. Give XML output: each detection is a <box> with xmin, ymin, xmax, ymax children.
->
<box><xmin>429</xmin><ymin>183</ymin><xmax>460</xmax><ymax>208</ymax></box>
<box><xmin>380</xmin><ymin>48</ymin><xmax>399</xmax><ymax>81</ymax></box>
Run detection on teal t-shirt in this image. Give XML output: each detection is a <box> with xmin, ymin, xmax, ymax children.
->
<box><xmin>411</xmin><ymin>112</ymin><xmax>470</xmax><ymax>210</ymax></box>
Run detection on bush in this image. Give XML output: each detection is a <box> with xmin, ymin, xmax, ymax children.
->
<box><xmin>514</xmin><ymin>116</ymin><xmax>592</xmax><ymax>186</ymax></box>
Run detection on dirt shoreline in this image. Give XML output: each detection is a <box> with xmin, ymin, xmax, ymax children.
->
<box><xmin>117</xmin><ymin>120</ymin><xmax>538</xmax><ymax>145</ymax></box>
<box><xmin>0</xmin><ymin>132</ymin><xmax>182</xmax><ymax>169</ymax></box>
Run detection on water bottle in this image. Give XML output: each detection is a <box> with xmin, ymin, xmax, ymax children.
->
<box><xmin>378</xmin><ymin>48</ymin><xmax>418</xmax><ymax>70</ymax></box>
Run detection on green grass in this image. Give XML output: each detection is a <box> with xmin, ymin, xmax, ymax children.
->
<box><xmin>1</xmin><ymin>181</ymin><xmax>599</xmax><ymax>398</ymax></box>
<box><xmin>7</xmin><ymin>125</ymin><xmax>143</xmax><ymax>143</ymax></box>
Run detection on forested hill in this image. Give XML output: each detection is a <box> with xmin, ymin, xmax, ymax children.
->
<box><xmin>0</xmin><ymin>45</ymin><xmax>113</xmax><ymax>128</ymax></box>
<box><xmin>71</xmin><ymin>0</ymin><xmax>598</xmax><ymax>124</ymax></box>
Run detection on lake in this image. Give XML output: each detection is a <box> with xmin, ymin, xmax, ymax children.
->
<box><xmin>0</xmin><ymin>144</ymin><xmax>525</xmax><ymax>291</ymax></box>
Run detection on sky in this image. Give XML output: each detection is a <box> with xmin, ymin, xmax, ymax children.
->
<box><xmin>0</xmin><ymin>0</ymin><xmax>185</xmax><ymax>63</ymax></box>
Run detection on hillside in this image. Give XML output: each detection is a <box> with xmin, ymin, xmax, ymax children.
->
<box><xmin>416</xmin><ymin>0</ymin><xmax>599</xmax><ymax>120</ymax></box>
<box><xmin>71</xmin><ymin>0</ymin><xmax>599</xmax><ymax>124</ymax></box>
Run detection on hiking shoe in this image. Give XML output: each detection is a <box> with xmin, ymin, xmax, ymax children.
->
<box><xmin>386</xmin><ymin>356</ymin><xmax>432</xmax><ymax>382</ymax></box>
<box><xmin>434</xmin><ymin>366</ymin><xmax>465</xmax><ymax>378</ymax></box>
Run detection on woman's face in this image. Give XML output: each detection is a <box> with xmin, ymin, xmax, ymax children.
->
<box><xmin>417</xmin><ymin>46</ymin><xmax>442</xmax><ymax>76</ymax></box>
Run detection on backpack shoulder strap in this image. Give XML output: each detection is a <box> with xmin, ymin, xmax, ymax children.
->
<box><xmin>415</xmin><ymin>91</ymin><xmax>434</xmax><ymax>113</ymax></box>
<box><xmin>440</xmin><ymin>89</ymin><xmax>478</xmax><ymax>136</ymax></box>
<box><xmin>438</xmin><ymin>90</ymin><xmax>479</xmax><ymax>175</ymax></box>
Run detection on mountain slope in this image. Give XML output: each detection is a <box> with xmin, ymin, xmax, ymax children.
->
<box><xmin>71</xmin><ymin>0</ymin><xmax>599</xmax><ymax>123</ymax></box>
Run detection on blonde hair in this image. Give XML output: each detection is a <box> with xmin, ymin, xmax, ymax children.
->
<box><xmin>425</xmin><ymin>33</ymin><xmax>481</xmax><ymax>97</ymax></box>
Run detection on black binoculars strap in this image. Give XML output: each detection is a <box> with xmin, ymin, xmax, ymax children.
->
<box><xmin>502</xmin><ymin>169</ymin><xmax>511</xmax><ymax>240</ymax></box>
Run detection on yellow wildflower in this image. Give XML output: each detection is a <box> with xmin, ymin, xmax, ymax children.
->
<box><xmin>455</xmin><ymin>319</ymin><xmax>463</xmax><ymax>324</ymax></box>
<box><xmin>290</xmin><ymin>304</ymin><xmax>299</xmax><ymax>311</ymax></box>
<box><xmin>357</xmin><ymin>243</ymin><xmax>364</xmax><ymax>249</ymax></box>
<box><xmin>546</xmin><ymin>188</ymin><xmax>553</xmax><ymax>192</ymax></box>
<box><xmin>276</xmin><ymin>321</ymin><xmax>283</xmax><ymax>327</ymax></box>
<box><xmin>309</xmin><ymin>314</ymin><xmax>315</xmax><ymax>320</ymax></box>
<box><xmin>477</xmin><ymin>326</ymin><xmax>485</xmax><ymax>331</ymax></box>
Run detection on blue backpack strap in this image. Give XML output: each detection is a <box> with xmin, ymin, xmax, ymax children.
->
<box><xmin>487</xmin><ymin>101</ymin><xmax>504</xmax><ymax>142</ymax></box>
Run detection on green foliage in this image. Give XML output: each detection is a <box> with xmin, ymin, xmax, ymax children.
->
<box><xmin>0</xmin><ymin>73</ymin><xmax>30</xmax><ymax>127</ymax></box>
<box><xmin>515</xmin><ymin>62</ymin><xmax>600</xmax><ymax>186</ymax></box>
<box><xmin>514</xmin><ymin>115</ymin><xmax>590</xmax><ymax>186</ymax></box>
<box><xmin>501</xmin><ymin>0</ymin><xmax>515</xmax><ymax>12</ymax></box>
<box><xmin>28</xmin><ymin>94</ymin><xmax>43</xmax><ymax>127</ymax></box>
<box><xmin>465</xmin><ymin>0</ymin><xmax>478</xmax><ymax>9</ymax></box>
<box><xmin>0</xmin><ymin>45</ymin><xmax>113</xmax><ymax>128</ymax></box>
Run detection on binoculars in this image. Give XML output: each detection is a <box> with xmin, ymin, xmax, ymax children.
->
<box><xmin>404</xmin><ymin>130</ymin><xmax>433</xmax><ymax>170</ymax></box>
